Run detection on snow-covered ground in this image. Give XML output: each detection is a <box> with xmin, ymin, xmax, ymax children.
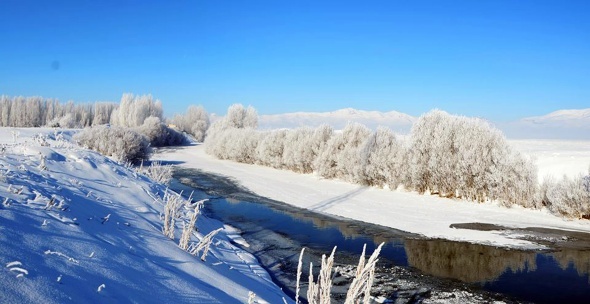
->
<box><xmin>156</xmin><ymin>140</ymin><xmax>590</xmax><ymax>250</ymax></box>
<box><xmin>509</xmin><ymin>139</ymin><xmax>590</xmax><ymax>181</ymax></box>
<box><xmin>0</xmin><ymin>128</ymin><xmax>291</xmax><ymax>303</ymax></box>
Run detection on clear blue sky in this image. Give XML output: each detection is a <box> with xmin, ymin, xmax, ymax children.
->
<box><xmin>1</xmin><ymin>0</ymin><xmax>588</xmax><ymax>120</ymax></box>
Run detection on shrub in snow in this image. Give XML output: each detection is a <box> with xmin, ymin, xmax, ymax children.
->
<box><xmin>224</xmin><ymin>103</ymin><xmax>258</xmax><ymax>129</ymax></box>
<box><xmin>283</xmin><ymin>125</ymin><xmax>333</xmax><ymax>174</ymax></box>
<box><xmin>541</xmin><ymin>173</ymin><xmax>590</xmax><ymax>218</ymax></box>
<box><xmin>315</xmin><ymin>122</ymin><xmax>371</xmax><ymax>182</ymax></box>
<box><xmin>408</xmin><ymin>110</ymin><xmax>538</xmax><ymax>207</ymax></box>
<box><xmin>356</xmin><ymin>127</ymin><xmax>408</xmax><ymax>188</ymax></box>
<box><xmin>110</xmin><ymin>93</ymin><xmax>163</xmax><ymax>128</ymax></box>
<box><xmin>74</xmin><ymin>125</ymin><xmax>151</xmax><ymax>163</ymax></box>
<box><xmin>138</xmin><ymin>161</ymin><xmax>173</xmax><ymax>185</ymax></box>
<box><xmin>207</xmin><ymin>128</ymin><xmax>262</xmax><ymax>164</ymax></box>
<box><xmin>135</xmin><ymin>116</ymin><xmax>187</xmax><ymax>147</ymax></box>
<box><xmin>205</xmin><ymin>104</ymin><xmax>259</xmax><ymax>157</ymax></box>
<box><xmin>170</xmin><ymin>105</ymin><xmax>210</xmax><ymax>142</ymax></box>
<box><xmin>256</xmin><ymin>129</ymin><xmax>287</xmax><ymax>168</ymax></box>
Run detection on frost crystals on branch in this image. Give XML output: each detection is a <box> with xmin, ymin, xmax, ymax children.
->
<box><xmin>162</xmin><ymin>190</ymin><xmax>183</xmax><ymax>239</ymax></box>
<box><xmin>297</xmin><ymin>243</ymin><xmax>384</xmax><ymax>304</ymax></box>
<box><xmin>178</xmin><ymin>200</ymin><xmax>205</xmax><ymax>250</ymax></box>
<box><xmin>188</xmin><ymin>228</ymin><xmax>223</xmax><ymax>261</ymax></box>
<box><xmin>307</xmin><ymin>246</ymin><xmax>336</xmax><ymax>304</ymax></box>
<box><xmin>344</xmin><ymin>243</ymin><xmax>384</xmax><ymax>304</ymax></box>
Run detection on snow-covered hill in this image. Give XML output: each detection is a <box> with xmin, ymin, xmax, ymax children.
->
<box><xmin>258</xmin><ymin>108</ymin><xmax>416</xmax><ymax>133</ymax></box>
<box><xmin>0</xmin><ymin>128</ymin><xmax>290</xmax><ymax>303</ymax></box>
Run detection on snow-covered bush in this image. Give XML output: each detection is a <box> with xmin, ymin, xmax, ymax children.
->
<box><xmin>135</xmin><ymin>117</ymin><xmax>187</xmax><ymax>147</ymax></box>
<box><xmin>356</xmin><ymin>127</ymin><xmax>408</xmax><ymax>188</ymax></box>
<box><xmin>138</xmin><ymin>161</ymin><xmax>173</xmax><ymax>185</ymax></box>
<box><xmin>224</xmin><ymin>104</ymin><xmax>258</xmax><ymax>129</ymax></box>
<box><xmin>408</xmin><ymin>110</ymin><xmax>538</xmax><ymax>206</ymax></box>
<box><xmin>283</xmin><ymin>125</ymin><xmax>334</xmax><ymax>174</ymax></box>
<box><xmin>170</xmin><ymin>105</ymin><xmax>210</xmax><ymax>142</ymax></box>
<box><xmin>205</xmin><ymin>104</ymin><xmax>260</xmax><ymax>161</ymax></box>
<box><xmin>315</xmin><ymin>122</ymin><xmax>371</xmax><ymax>182</ymax></box>
<box><xmin>210</xmin><ymin>128</ymin><xmax>262</xmax><ymax>164</ymax></box>
<box><xmin>541</xmin><ymin>173</ymin><xmax>590</xmax><ymax>218</ymax></box>
<box><xmin>110</xmin><ymin>93</ymin><xmax>163</xmax><ymax>128</ymax></box>
<box><xmin>256</xmin><ymin>129</ymin><xmax>287</xmax><ymax>168</ymax></box>
<box><xmin>74</xmin><ymin>125</ymin><xmax>150</xmax><ymax>163</ymax></box>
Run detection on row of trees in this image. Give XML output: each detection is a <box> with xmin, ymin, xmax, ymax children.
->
<box><xmin>206</xmin><ymin>105</ymin><xmax>586</xmax><ymax>216</ymax></box>
<box><xmin>2</xmin><ymin>94</ymin><xmax>211</xmax><ymax>162</ymax></box>
<box><xmin>0</xmin><ymin>96</ymin><xmax>118</xmax><ymax>128</ymax></box>
<box><xmin>0</xmin><ymin>95</ymin><xmax>211</xmax><ymax>143</ymax></box>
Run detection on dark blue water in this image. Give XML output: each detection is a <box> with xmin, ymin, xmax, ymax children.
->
<box><xmin>172</xmin><ymin>168</ymin><xmax>590</xmax><ymax>303</ymax></box>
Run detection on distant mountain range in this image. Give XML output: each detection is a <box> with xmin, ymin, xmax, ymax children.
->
<box><xmin>257</xmin><ymin>108</ymin><xmax>590</xmax><ymax>140</ymax></box>
<box><xmin>259</xmin><ymin>108</ymin><xmax>416</xmax><ymax>134</ymax></box>
<box><xmin>502</xmin><ymin>108</ymin><xmax>590</xmax><ymax>139</ymax></box>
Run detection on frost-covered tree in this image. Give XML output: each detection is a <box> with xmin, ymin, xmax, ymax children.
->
<box><xmin>223</xmin><ymin>104</ymin><xmax>258</xmax><ymax>129</ymax></box>
<box><xmin>408</xmin><ymin>110</ymin><xmax>538</xmax><ymax>206</ymax></box>
<box><xmin>135</xmin><ymin>117</ymin><xmax>187</xmax><ymax>147</ymax></box>
<box><xmin>205</xmin><ymin>104</ymin><xmax>259</xmax><ymax>158</ymax></box>
<box><xmin>110</xmin><ymin>93</ymin><xmax>163</xmax><ymax>128</ymax></box>
<box><xmin>74</xmin><ymin>125</ymin><xmax>151</xmax><ymax>163</ymax></box>
<box><xmin>93</xmin><ymin>102</ymin><xmax>118</xmax><ymax>125</ymax></box>
<box><xmin>540</xmin><ymin>172</ymin><xmax>590</xmax><ymax>218</ymax></box>
<box><xmin>315</xmin><ymin>122</ymin><xmax>371</xmax><ymax>181</ymax></box>
<box><xmin>170</xmin><ymin>105</ymin><xmax>210</xmax><ymax>142</ymax></box>
<box><xmin>356</xmin><ymin>127</ymin><xmax>407</xmax><ymax>188</ymax></box>
<box><xmin>256</xmin><ymin>129</ymin><xmax>287</xmax><ymax>168</ymax></box>
<box><xmin>283</xmin><ymin>127</ymin><xmax>315</xmax><ymax>173</ymax></box>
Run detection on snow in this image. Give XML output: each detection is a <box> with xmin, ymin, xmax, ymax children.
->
<box><xmin>256</xmin><ymin>107</ymin><xmax>590</xmax><ymax>140</ymax></box>
<box><xmin>156</xmin><ymin>142</ymin><xmax>590</xmax><ymax>250</ymax></box>
<box><xmin>509</xmin><ymin>139</ymin><xmax>590</xmax><ymax>181</ymax></box>
<box><xmin>0</xmin><ymin>128</ymin><xmax>291</xmax><ymax>303</ymax></box>
<box><xmin>500</xmin><ymin>108</ymin><xmax>590</xmax><ymax>140</ymax></box>
<box><xmin>258</xmin><ymin>108</ymin><xmax>416</xmax><ymax>133</ymax></box>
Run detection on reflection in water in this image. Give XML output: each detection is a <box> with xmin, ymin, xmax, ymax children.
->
<box><xmin>405</xmin><ymin>240</ymin><xmax>590</xmax><ymax>284</ymax></box>
<box><xmin>404</xmin><ymin>239</ymin><xmax>537</xmax><ymax>283</ymax></box>
<box><xmin>172</xmin><ymin>167</ymin><xmax>590</xmax><ymax>303</ymax></box>
<box><xmin>551</xmin><ymin>249</ymin><xmax>590</xmax><ymax>279</ymax></box>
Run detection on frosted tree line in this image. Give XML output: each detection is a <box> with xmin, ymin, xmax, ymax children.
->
<box><xmin>0</xmin><ymin>94</ymin><xmax>210</xmax><ymax>142</ymax></box>
<box><xmin>0</xmin><ymin>95</ymin><xmax>118</xmax><ymax>128</ymax></box>
<box><xmin>2</xmin><ymin>94</ymin><xmax>211</xmax><ymax>162</ymax></box>
<box><xmin>205</xmin><ymin>104</ymin><xmax>590</xmax><ymax>219</ymax></box>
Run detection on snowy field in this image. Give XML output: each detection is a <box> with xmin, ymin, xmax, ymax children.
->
<box><xmin>509</xmin><ymin>139</ymin><xmax>590</xmax><ymax>182</ymax></box>
<box><xmin>156</xmin><ymin>140</ymin><xmax>590</xmax><ymax>250</ymax></box>
<box><xmin>0</xmin><ymin>128</ymin><xmax>291</xmax><ymax>303</ymax></box>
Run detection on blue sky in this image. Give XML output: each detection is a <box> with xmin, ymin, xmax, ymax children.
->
<box><xmin>1</xmin><ymin>1</ymin><xmax>588</xmax><ymax>120</ymax></box>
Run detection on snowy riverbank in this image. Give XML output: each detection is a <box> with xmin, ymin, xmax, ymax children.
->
<box><xmin>156</xmin><ymin>141</ymin><xmax>590</xmax><ymax>250</ymax></box>
<box><xmin>0</xmin><ymin>128</ymin><xmax>291</xmax><ymax>303</ymax></box>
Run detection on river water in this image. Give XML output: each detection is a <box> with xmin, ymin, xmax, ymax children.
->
<box><xmin>171</xmin><ymin>167</ymin><xmax>590</xmax><ymax>303</ymax></box>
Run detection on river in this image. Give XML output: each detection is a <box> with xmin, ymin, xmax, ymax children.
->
<box><xmin>170</xmin><ymin>167</ymin><xmax>590</xmax><ymax>303</ymax></box>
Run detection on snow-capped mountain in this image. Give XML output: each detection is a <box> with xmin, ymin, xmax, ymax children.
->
<box><xmin>259</xmin><ymin>108</ymin><xmax>416</xmax><ymax>133</ymax></box>
<box><xmin>501</xmin><ymin>108</ymin><xmax>590</xmax><ymax>139</ymax></box>
<box><xmin>521</xmin><ymin>108</ymin><xmax>590</xmax><ymax>127</ymax></box>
